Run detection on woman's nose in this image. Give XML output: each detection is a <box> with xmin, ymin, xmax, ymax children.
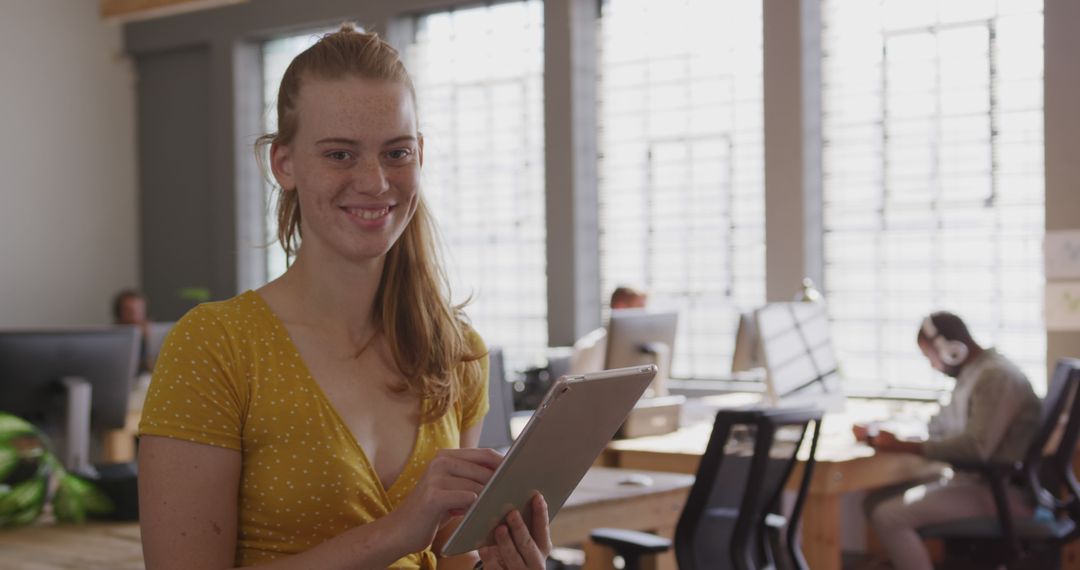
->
<box><xmin>353</xmin><ymin>157</ymin><xmax>390</xmax><ymax>195</ymax></box>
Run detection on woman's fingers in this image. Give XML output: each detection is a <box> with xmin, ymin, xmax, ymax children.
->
<box><xmin>530</xmin><ymin>494</ymin><xmax>553</xmax><ymax>556</ymax></box>
<box><xmin>441</xmin><ymin>447</ymin><xmax>504</xmax><ymax>470</ymax></box>
<box><xmin>478</xmin><ymin>545</ymin><xmax>504</xmax><ymax>568</ymax></box>
<box><xmin>507</xmin><ymin>509</ymin><xmax>546</xmax><ymax>569</ymax></box>
<box><xmin>495</xmin><ymin>524</ymin><xmax>526</xmax><ymax>570</ymax></box>
<box><xmin>430</xmin><ymin>451</ymin><xmax>499</xmax><ymax>486</ymax></box>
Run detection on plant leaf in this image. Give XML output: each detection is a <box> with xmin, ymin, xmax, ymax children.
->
<box><xmin>0</xmin><ymin>414</ymin><xmax>38</xmax><ymax>442</ymax></box>
<box><xmin>53</xmin><ymin>482</ymin><xmax>86</xmax><ymax>524</ymax></box>
<box><xmin>0</xmin><ymin>478</ymin><xmax>46</xmax><ymax>518</ymax></box>
<box><xmin>58</xmin><ymin>473</ymin><xmax>113</xmax><ymax>515</ymax></box>
<box><xmin>4</xmin><ymin>495</ymin><xmax>45</xmax><ymax>527</ymax></box>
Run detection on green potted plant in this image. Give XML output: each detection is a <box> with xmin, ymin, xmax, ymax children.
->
<box><xmin>0</xmin><ymin>413</ymin><xmax>113</xmax><ymax>526</ymax></box>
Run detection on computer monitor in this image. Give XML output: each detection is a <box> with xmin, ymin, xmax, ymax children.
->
<box><xmin>731</xmin><ymin>311</ymin><xmax>764</xmax><ymax>374</ymax></box>
<box><xmin>0</xmin><ymin>327</ymin><xmax>140</xmax><ymax>470</ymax></box>
<box><xmin>605</xmin><ymin>309</ymin><xmax>678</xmax><ymax>395</ymax></box>
<box><xmin>478</xmin><ymin>347</ymin><xmax>513</xmax><ymax>450</ymax></box>
<box><xmin>754</xmin><ymin>302</ymin><xmax>844</xmax><ymax>410</ymax></box>
<box><xmin>144</xmin><ymin>321</ymin><xmax>175</xmax><ymax>371</ymax></box>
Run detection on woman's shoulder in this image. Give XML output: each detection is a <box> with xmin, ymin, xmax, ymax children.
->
<box><xmin>173</xmin><ymin>291</ymin><xmax>273</xmax><ymax>337</ymax></box>
<box><xmin>462</xmin><ymin>324</ymin><xmax>486</xmax><ymax>355</ymax></box>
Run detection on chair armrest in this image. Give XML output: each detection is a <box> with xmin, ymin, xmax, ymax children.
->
<box><xmin>590</xmin><ymin>528</ymin><xmax>673</xmax><ymax>556</ymax></box>
<box><xmin>948</xmin><ymin>459</ymin><xmax>1021</xmax><ymax>479</ymax></box>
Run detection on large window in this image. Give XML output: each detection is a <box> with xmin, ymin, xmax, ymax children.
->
<box><xmin>822</xmin><ymin>0</ymin><xmax>1046</xmax><ymax>393</ymax></box>
<box><xmin>597</xmin><ymin>0</ymin><xmax>766</xmax><ymax>379</ymax></box>
<box><xmin>405</xmin><ymin>1</ymin><xmax>547</xmax><ymax>373</ymax></box>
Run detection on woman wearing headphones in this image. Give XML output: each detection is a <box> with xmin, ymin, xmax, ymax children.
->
<box><xmin>853</xmin><ymin>311</ymin><xmax>1041</xmax><ymax>570</ymax></box>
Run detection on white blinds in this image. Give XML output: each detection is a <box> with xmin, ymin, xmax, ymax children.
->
<box><xmin>821</xmin><ymin>0</ymin><xmax>1046</xmax><ymax>392</ymax></box>
<box><xmin>406</xmin><ymin>1</ymin><xmax>548</xmax><ymax>374</ymax></box>
<box><xmin>597</xmin><ymin>0</ymin><xmax>766</xmax><ymax>379</ymax></box>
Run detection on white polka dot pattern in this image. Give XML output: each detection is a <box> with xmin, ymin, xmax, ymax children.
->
<box><xmin>139</xmin><ymin>291</ymin><xmax>490</xmax><ymax>568</ymax></box>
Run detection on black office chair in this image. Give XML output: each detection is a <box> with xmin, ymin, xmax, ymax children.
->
<box><xmin>919</xmin><ymin>358</ymin><xmax>1080</xmax><ymax>570</ymax></box>
<box><xmin>590</xmin><ymin>407</ymin><xmax>823</xmax><ymax>570</ymax></box>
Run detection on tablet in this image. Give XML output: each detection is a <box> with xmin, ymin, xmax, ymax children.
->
<box><xmin>441</xmin><ymin>364</ymin><xmax>657</xmax><ymax>556</ymax></box>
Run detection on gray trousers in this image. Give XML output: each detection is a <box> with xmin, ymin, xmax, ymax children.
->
<box><xmin>866</xmin><ymin>476</ymin><xmax>1032</xmax><ymax>570</ymax></box>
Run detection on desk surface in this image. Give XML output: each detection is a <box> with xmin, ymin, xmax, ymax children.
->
<box><xmin>0</xmin><ymin>467</ymin><xmax>692</xmax><ymax>570</ymax></box>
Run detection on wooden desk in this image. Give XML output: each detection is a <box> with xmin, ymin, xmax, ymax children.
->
<box><xmin>0</xmin><ymin>467</ymin><xmax>690</xmax><ymax>570</ymax></box>
<box><xmin>0</xmin><ymin>521</ymin><xmax>143</xmax><ymax>570</ymax></box>
<box><xmin>601</xmin><ymin>398</ymin><xmax>946</xmax><ymax>570</ymax></box>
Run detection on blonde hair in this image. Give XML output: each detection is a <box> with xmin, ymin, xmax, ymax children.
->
<box><xmin>256</xmin><ymin>24</ymin><xmax>481</xmax><ymax>422</ymax></box>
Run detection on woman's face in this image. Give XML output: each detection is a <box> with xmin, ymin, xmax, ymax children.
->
<box><xmin>272</xmin><ymin>76</ymin><xmax>422</xmax><ymax>264</ymax></box>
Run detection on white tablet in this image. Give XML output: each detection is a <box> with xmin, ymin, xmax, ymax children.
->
<box><xmin>441</xmin><ymin>364</ymin><xmax>657</xmax><ymax>556</ymax></box>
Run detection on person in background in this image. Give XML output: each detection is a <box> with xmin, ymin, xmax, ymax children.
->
<box><xmin>853</xmin><ymin>311</ymin><xmax>1042</xmax><ymax>570</ymax></box>
<box><xmin>113</xmin><ymin>289</ymin><xmax>151</xmax><ymax>374</ymax></box>
<box><xmin>567</xmin><ymin>285</ymin><xmax>648</xmax><ymax>375</ymax></box>
<box><xmin>137</xmin><ymin>26</ymin><xmax>550</xmax><ymax>569</ymax></box>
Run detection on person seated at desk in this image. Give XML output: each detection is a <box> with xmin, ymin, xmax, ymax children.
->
<box><xmin>568</xmin><ymin>285</ymin><xmax>647</xmax><ymax>375</ymax></box>
<box><xmin>853</xmin><ymin>311</ymin><xmax>1041</xmax><ymax>570</ymax></box>
<box><xmin>113</xmin><ymin>288</ymin><xmax>151</xmax><ymax>374</ymax></box>
<box><xmin>136</xmin><ymin>26</ymin><xmax>551</xmax><ymax>570</ymax></box>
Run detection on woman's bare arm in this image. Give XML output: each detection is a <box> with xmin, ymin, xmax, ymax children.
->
<box><xmin>139</xmin><ymin>436</ymin><xmax>409</xmax><ymax>570</ymax></box>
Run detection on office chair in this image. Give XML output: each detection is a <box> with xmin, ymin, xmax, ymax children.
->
<box><xmin>478</xmin><ymin>347</ymin><xmax>514</xmax><ymax>450</ymax></box>
<box><xmin>919</xmin><ymin>358</ymin><xmax>1080</xmax><ymax>570</ymax></box>
<box><xmin>590</xmin><ymin>407</ymin><xmax>823</xmax><ymax>570</ymax></box>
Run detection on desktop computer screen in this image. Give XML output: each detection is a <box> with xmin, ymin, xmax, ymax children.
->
<box><xmin>144</xmin><ymin>321</ymin><xmax>175</xmax><ymax>372</ymax></box>
<box><xmin>604</xmin><ymin>309</ymin><xmax>679</xmax><ymax>370</ymax></box>
<box><xmin>0</xmin><ymin>327</ymin><xmax>139</xmax><ymax>432</ymax></box>
<box><xmin>754</xmin><ymin>302</ymin><xmax>844</xmax><ymax>410</ymax></box>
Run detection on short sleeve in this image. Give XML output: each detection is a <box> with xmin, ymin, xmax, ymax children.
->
<box><xmin>138</xmin><ymin>305</ymin><xmax>246</xmax><ymax>451</ymax></box>
<box><xmin>459</xmin><ymin>329</ymin><xmax>490</xmax><ymax>431</ymax></box>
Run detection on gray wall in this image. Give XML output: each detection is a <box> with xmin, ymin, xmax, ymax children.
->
<box><xmin>0</xmin><ymin>0</ymin><xmax>138</xmax><ymax>326</ymax></box>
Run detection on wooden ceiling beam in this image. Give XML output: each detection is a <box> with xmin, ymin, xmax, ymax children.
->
<box><xmin>101</xmin><ymin>0</ymin><xmax>247</xmax><ymax>22</ymax></box>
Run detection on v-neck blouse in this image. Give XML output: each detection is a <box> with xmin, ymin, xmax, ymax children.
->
<box><xmin>138</xmin><ymin>291</ymin><xmax>490</xmax><ymax>568</ymax></box>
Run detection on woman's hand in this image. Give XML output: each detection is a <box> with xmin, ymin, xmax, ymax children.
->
<box><xmin>387</xmin><ymin>448</ymin><xmax>503</xmax><ymax>554</ymax></box>
<box><xmin>477</xmin><ymin>493</ymin><xmax>553</xmax><ymax>569</ymax></box>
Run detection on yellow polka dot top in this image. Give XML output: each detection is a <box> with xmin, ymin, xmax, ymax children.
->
<box><xmin>138</xmin><ymin>291</ymin><xmax>490</xmax><ymax>568</ymax></box>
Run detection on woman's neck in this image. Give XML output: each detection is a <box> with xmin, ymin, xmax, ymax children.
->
<box><xmin>265</xmin><ymin>243</ymin><xmax>385</xmax><ymax>345</ymax></box>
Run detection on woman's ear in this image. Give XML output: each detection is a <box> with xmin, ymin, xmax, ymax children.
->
<box><xmin>270</xmin><ymin>141</ymin><xmax>296</xmax><ymax>191</ymax></box>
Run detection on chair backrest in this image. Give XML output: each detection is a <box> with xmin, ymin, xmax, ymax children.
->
<box><xmin>1023</xmin><ymin>358</ymin><xmax>1080</xmax><ymax>515</ymax></box>
<box><xmin>478</xmin><ymin>347</ymin><xmax>514</xmax><ymax>450</ymax></box>
<box><xmin>674</xmin><ymin>407</ymin><xmax>823</xmax><ymax>570</ymax></box>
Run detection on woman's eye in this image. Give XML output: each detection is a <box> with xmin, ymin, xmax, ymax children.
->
<box><xmin>327</xmin><ymin>151</ymin><xmax>352</xmax><ymax>161</ymax></box>
<box><xmin>387</xmin><ymin>149</ymin><xmax>412</xmax><ymax>161</ymax></box>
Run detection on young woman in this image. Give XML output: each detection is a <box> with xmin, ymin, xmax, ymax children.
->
<box><xmin>137</xmin><ymin>25</ymin><xmax>551</xmax><ymax>570</ymax></box>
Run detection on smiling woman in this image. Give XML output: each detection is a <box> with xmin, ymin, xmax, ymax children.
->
<box><xmin>136</xmin><ymin>24</ymin><xmax>552</xmax><ymax>570</ymax></box>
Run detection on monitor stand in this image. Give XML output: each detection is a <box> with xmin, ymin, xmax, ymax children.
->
<box><xmin>60</xmin><ymin>376</ymin><xmax>96</xmax><ymax>477</ymax></box>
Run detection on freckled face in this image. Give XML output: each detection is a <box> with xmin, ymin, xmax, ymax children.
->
<box><xmin>271</xmin><ymin>76</ymin><xmax>422</xmax><ymax>263</ymax></box>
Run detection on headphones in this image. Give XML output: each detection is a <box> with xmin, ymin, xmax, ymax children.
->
<box><xmin>921</xmin><ymin>315</ymin><xmax>969</xmax><ymax>367</ymax></box>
